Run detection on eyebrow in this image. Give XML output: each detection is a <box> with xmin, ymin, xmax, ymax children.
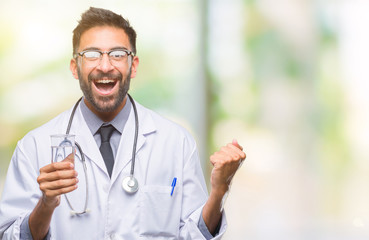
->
<box><xmin>81</xmin><ymin>46</ymin><xmax>130</xmax><ymax>52</ymax></box>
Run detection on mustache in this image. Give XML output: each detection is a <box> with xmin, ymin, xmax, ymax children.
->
<box><xmin>88</xmin><ymin>72</ymin><xmax>123</xmax><ymax>82</ymax></box>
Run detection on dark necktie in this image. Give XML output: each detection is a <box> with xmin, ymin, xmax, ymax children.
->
<box><xmin>99</xmin><ymin>124</ymin><xmax>115</xmax><ymax>177</ymax></box>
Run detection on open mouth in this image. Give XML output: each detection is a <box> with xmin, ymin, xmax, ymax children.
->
<box><xmin>93</xmin><ymin>79</ymin><xmax>118</xmax><ymax>95</ymax></box>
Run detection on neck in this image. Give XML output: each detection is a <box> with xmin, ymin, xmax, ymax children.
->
<box><xmin>84</xmin><ymin>96</ymin><xmax>127</xmax><ymax>122</ymax></box>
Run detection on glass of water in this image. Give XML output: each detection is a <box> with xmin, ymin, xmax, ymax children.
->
<box><xmin>51</xmin><ymin>134</ymin><xmax>75</xmax><ymax>163</ymax></box>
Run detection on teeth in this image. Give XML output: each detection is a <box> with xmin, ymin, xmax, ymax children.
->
<box><xmin>96</xmin><ymin>79</ymin><xmax>114</xmax><ymax>84</ymax></box>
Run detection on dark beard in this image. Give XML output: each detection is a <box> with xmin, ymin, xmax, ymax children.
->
<box><xmin>77</xmin><ymin>67</ymin><xmax>131</xmax><ymax>113</ymax></box>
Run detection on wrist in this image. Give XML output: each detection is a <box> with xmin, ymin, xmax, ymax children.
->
<box><xmin>41</xmin><ymin>195</ymin><xmax>60</xmax><ymax>211</ymax></box>
<box><xmin>29</xmin><ymin>197</ymin><xmax>55</xmax><ymax>240</ymax></box>
<box><xmin>210</xmin><ymin>184</ymin><xmax>229</xmax><ymax>198</ymax></box>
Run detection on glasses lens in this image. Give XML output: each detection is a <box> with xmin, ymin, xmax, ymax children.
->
<box><xmin>109</xmin><ymin>50</ymin><xmax>128</xmax><ymax>60</ymax></box>
<box><xmin>83</xmin><ymin>51</ymin><xmax>101</xmax><ymax>60</ymax></box>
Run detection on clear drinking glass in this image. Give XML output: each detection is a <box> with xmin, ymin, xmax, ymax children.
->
<box><xmin>51</xmin><ymin>134</ymin><xmax>75</xmax><ymax>163</ymax></box>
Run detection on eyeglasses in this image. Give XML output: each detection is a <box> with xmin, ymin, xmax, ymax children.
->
<box><xmin>74</xmin><ymin>49</ymin><xmax>134</xmax><ymax>67</ymax></box>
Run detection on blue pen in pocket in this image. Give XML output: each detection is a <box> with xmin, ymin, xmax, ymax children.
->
<box><xmin>170</xmin><ymin>178</ymin><xmax>177</xmax><ymax>196</ymax></box>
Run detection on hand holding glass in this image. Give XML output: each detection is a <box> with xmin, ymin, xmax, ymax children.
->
<box><xmin>50</xmin><ymin>134</ymin><xmax>89</xmax><ymax>215</ymax></box>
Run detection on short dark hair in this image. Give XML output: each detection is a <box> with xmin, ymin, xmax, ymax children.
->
<box><xmin>72</xmin><ymin>7</ymin><xmax>137</xmax><ymax>55</ymax></box>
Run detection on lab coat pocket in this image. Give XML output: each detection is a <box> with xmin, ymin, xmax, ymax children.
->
<box><xmin>139</xmin><ymin>185</ymin><xmax>180</xmax><ymax>238</ymax></box>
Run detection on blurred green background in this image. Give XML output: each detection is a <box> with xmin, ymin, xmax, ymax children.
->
<box><xmin>1</xmin><ymin>0</ymin><xmax>369</xmax><ymax>239</ymax></box>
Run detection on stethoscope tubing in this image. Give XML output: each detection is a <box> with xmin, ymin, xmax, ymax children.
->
<box><xmin>63</xmin><ymin>94</ymin><xmax>139</xmax><ymax>215</ymax></box>
<box><xmin>65</xmin><ymin>97</ymin><xmax>89</xmax><ymax>215</ymax></box>
<box><xmin>128</xmin><ymin>94</ymin><xmax>139</xmax><ymax>178</ymax></box>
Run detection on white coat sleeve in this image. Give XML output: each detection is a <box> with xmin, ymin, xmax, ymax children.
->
<box><xmin>178</xmin><ymin>141</ymin><xmax>227</xmax><ymax>240</ymax></box>
<box><xmin>0</xmin><ymin>140</ymin><xmax>42</xmax><ymax>239</ymax></box>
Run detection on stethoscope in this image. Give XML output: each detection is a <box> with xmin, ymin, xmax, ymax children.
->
<box><xmin>63</xmin><ymin>94</ymin><xmax>139</xmax><ymax>215</ymax></box>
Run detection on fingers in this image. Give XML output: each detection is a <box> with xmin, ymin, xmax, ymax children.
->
<box><xmin>38</xmin><ymin>168</ymin><xmax>78</xmax><ymax>190</ymax></box>
<box><xmin>41</xmin><ymin>185</ymin><xmax>78</xmax><ymax>198</ymax></box>
<box><xmin>232</xmin><ymin>139</ymin><xmax>243</xmax><ymax>150</ymax></box>
<box><xmin>38</xmin><ymin>154</ymin><xmax>78</xmax><ymax>200</ymax></box>
<box><xmin>38</xmin><ymin>169</ymin><xmax>77</xmax><ymax>183</ymax></box>
<box><xmin>38</xmin><ymin>173</ymin><xmax>78</xmax><ymax>198</ymax></box>
<box><xmin>210</xmin><ymin>141</ymin><xmax>246</xmax><ymax>165</ymax></box>
<box><xmin>63</xmin><ymin>152</ymin><xmax>75</xmax><ymax>164</ymax></box>
<box><xmin>40</xmin><ymin>161</ymin><xmax>74</xmax><ymax>174</ymax></box>
<box><xmin>42</xmin><ymin>177</ymin><xmax>79</xmax><ymax>190</ymax></box>
<box><xmin>224</xmin><ymin>143</ymin><xmax>246</xmax><ymax>160</ymax></box>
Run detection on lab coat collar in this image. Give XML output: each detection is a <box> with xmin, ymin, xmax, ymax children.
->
<box><xmin>111</xmin><ymin>100</ymin><xmax>156</xmax><ymax>184</ymax></box>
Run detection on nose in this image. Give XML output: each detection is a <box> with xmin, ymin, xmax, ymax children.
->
<box><xmin>96</xmin><ymin>53</ymin><xmax>114</xmax><ymax>72</ymax></box>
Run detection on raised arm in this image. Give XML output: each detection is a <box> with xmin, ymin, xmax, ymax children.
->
<box><xmin>202</xmin><ymin>139</ymin><xmax>246</xmax><ymax>234</ymax></box>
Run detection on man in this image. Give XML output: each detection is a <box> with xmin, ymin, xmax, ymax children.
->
<box><xmin>0</xmin><ymin>7</ymin><xmax>246</xmax><ymax>239</ymax></box>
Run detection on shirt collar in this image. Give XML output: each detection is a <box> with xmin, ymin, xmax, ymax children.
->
<box><xmin>80</xmin><ymin>96</ymin><xmax>132</xmax><ymax>135</ymax></box>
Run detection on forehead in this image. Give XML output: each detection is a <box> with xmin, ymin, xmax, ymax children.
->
<box><xmin>78</xmin><ymin>26</ymin><xmax>130</xmax><ymax>51</ymax></box>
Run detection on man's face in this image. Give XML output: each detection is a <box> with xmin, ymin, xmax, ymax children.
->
<box><xmin>70</xmin><ymin>26</ymin><xmax>139</xmax><ymax>115</ymax></box>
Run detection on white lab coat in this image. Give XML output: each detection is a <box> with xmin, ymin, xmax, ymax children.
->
<box><xmin>0</xmin><ymin>100</ymin><xmax>227</xmax><ymax>239</ymax></box>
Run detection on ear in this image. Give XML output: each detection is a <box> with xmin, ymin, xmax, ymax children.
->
<box><xmin>129</xmin><ymin>56</ymin><xmax>139</xmax><ymax>79</ymax></box>
<box><xmin>70</xmin><ymin>58</ymin><xmax>79</xmax><ymax>80</ymax></box>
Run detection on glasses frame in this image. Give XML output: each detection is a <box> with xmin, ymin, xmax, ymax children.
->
<box><xmin>73</xmin><ymin>49</ymin><xmax>135</xmax><ymax>67</ymax></box>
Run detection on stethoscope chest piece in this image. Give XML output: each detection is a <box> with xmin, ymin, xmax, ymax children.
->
<box><xmin>122</xmin><ymin>175</ymin><xmax>139</xmax><ymax>193</ymax></box>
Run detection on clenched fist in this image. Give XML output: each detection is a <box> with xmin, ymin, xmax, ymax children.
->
<box><xmin>210</xmin><ymin>139</ymin><xmax>246</xmax><ymax>195</ymax></box>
